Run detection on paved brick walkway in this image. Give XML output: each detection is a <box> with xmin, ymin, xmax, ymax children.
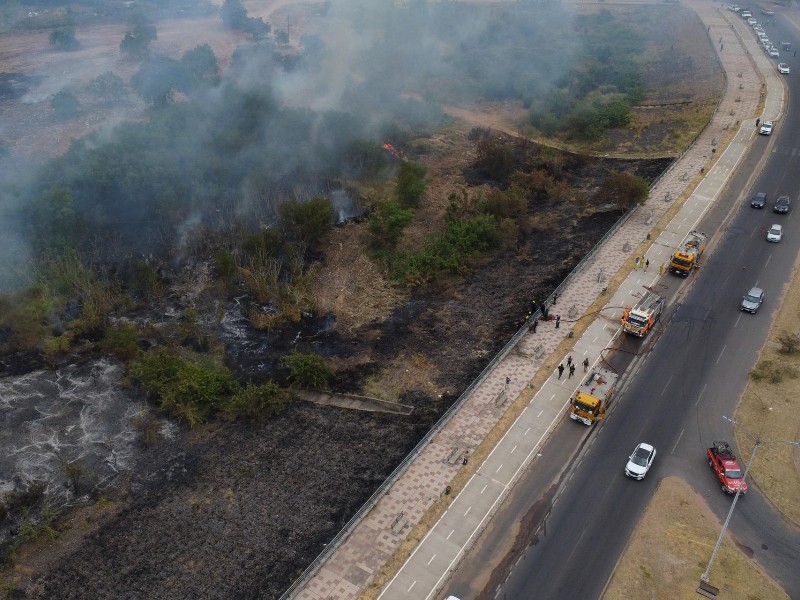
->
<box><xmin>291</xmin><ymin>3</ymin><xmax>771</xmax><ymax>599</ymax></box>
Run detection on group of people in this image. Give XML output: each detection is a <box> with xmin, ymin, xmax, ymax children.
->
<box><xmin>557</xmin><ymin>355</ymin><xmax>590</xmax><ymax>380</ymax></box>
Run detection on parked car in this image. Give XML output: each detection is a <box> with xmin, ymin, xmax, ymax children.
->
<box><xmin>769</xmin><ymin>47</ymin><xmax>780</xmax><ymax>58</ymax></box>
<box><xmin>759</xmin><ymin>120</ymin><xmax>774</xmax><ymax>135</ymax></box>
<box><xmin>751</xmin><ymin>191</ymin><xmax>767</xmax><ymax>208</ymax></box>
<box><xmin>778</xmin><ymin>63</ymin><xmax>790</xmax><ymax>74</ymax></box>
<box><xmin>774</xmin><ymin>195</ymin><xmax>790</xmax><ymax>213</ymax></box>
<box><xmin>625</xmin><ymin>443</ymin><xmax>656</xmax><ymax>480</ymax></box>
<box><xmin>767</xmin><ymin>224</ymin><xmax>783</xmax><ymax>242</ymax></box>
<box><xmin>740</xmin><ymin>286</ymin><xmax>764</xmax><ymax>313</ymax></box>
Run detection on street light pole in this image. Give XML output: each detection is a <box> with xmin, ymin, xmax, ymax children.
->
<box><xmin>700</xmin><ymin>436</ymin><xmax>760</xmax><ymax>583</ymax></box>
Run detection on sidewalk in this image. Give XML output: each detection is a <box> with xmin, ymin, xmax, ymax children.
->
<box><xmin>291</xmin><ymin>4</ymin><xmax>783</xmax><ymax>600</ymax></box>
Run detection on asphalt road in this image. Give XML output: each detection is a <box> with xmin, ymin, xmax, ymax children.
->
<box><xmin>446</xmin><ymin>11</ymin><xmax>800</xmax><ymax>600</ymax></box>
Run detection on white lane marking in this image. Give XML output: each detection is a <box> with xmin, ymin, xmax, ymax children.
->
<box><xmin>480</xmin><ymin>484</ymin><xmax>488</xmax><ymax>494</ymax></box>
<box><xmin>495</xmin><ymin>464</ymin><xmax>503</xmax><ymax>474</ymax></box>
<box><xmin>464</xmin><ymin>506</ymin><xmax>472</xmax><ymax>517</ymax></box>
<box><xmin>446</xmin><ymin>529</ymin><xmax>454</xmax><ymax>540</ymax></box>
<box><xmin>511</xmin><ymin>445</ymin><xmax>518</xmax><ymax>454</ymax></box>
<box><xmin>671</xmin><ymin>428</ymin><xmax>685</xmax><ymax>454</ymax></box>
<box><xmin>407</xmin><ymin>581</ymin><xmax>416</xmax><ymax>593</ymax></box>
<box><xmin>716</xmin><ymin>345</ymin><xmax>727</xmax><ymax>364</ymax></box>
<box><xmin>537</xmin><ymin>410</ymin><xmax>543</xmax><ymax>418</ymax></box>
<box><xmin>427</xmin><ymin>554</ymin><xmax>436</xmax><ymax>565</ymax></box>
<box><xmin>735</xmin><ymin>312</ymin><xmax>743</xmax><ymax>328</ymax></box>
<box><xmin>662</xmin><ymin>373</ymin><xmax>674</xmax><ymax>396</ymax></box>
<box><xmin>695</xmin><ymin>383</ymin><xmax>708</xmax><ymax>406</ymax></box>
<box><xmin>765</xmin><ymin>254</ymin><xmax>772</xmax><ymax>267</ymax></box>
<box><xmin>524</xmin><ymin>426</ymin><xmax>531</xmax><ymax>435</ymax></box>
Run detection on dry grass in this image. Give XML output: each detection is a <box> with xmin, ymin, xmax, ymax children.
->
<box><xmin>603</xmin><ymin>477</ymin><xmax>789</xmax><ymax>600</ymax></box>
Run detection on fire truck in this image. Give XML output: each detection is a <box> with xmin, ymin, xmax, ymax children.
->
<box><xmin>569</xmin><ymin>367</ymin><xmax>618</xmax><ymax>425</ymax></box>
<box><xmin>621</xmin><ymin>291</ymin><xmax>665</xmax><ymax>338</ymax></box>
<box><xmin>669</xmin><ymin>230</ymin><xmax>707</xmax><ymax>276</ymax></box>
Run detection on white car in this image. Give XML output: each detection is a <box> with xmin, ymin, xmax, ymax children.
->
<box><xmin>625</xmin><ymin>443</ymin><xmax>656</xmax><ymax>480</ymax></box>
<box><xmin>767</xmin><ymin>224</ymin><xmax>783</xmax><ymax>242</ymax></box>
<box><xmin>778</xmin><ymin>63</ymin><xmax>790</xmax><ymax>74</ymax></box>
<box><xmin>769</xmin><ymin>48</ymin><xmax>780</xmax><ymax>58</ymax></box>
<box><xmin>759</xmin><ymin>120</ymin><xmax>774</xmax><ymax>135</ymax></box>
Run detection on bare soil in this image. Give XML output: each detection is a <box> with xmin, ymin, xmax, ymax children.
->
<box><xmin>0</xmin><ymin>2</ymin><xmax>731</xmax><ymax>599</ymax></box>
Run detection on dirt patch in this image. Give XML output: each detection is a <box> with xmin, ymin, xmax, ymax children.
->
<box><xmin>603</xmin><ymin>477</ymin><xmax>789</xmax><ymax>600</ymax></box>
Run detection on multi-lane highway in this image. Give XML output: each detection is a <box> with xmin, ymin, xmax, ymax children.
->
<box><xmin>445</xmin><ymin>10</ymin><xmax>800</xmax><ymax>600</ymax></box>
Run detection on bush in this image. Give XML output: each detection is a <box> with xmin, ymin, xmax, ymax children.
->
<box><xmin>50</xmin><ymin>90</ymin><xmax>79</xmax><ymax>120</ymax></box>
<box><xmin>226</xmin><ymin>382</ymin><xmax>292</xmax><ymax>419</ymax></box>
<box><xmin>100</xmin><ymin>322</ymin><xmax>140</xmax><ymax>362</ymax></box>
<box><xmin>49</xmin><ymin>27</ymin><xmax>78</xmax><ymax>51</ymax></box>
<box><xmin>396</xmin><ymin>160</ymin><xmax>427</xmax><ymax>208</ymax></box>
<box><xmin>282</xmin><ymin>350</ymin><xmax>335</xmax><ymax>391</ymax></box>
<box><xmin>279</xmin><ymin>197</ymin><xmax>333</xmax><ymax>246</ymax></box>
<box><xmin>130</xmin><ymin>348</ymin><xmax>239</xmax><ymax>427</ymax></box>
<box><xmin>366</xmin><ymin>198</ymin><xmax>414</xmax><ymax>254</ymax></box>
<box><xmin>594</xmin><ymin>171</ymin><xmax>649</xmax><ymax>211</ymax></box>
<box><xmin>390</xmin><ymin>213</ymin><xmax>497</xmax><ymax>283</ymax></box>
<box><xmin>777</xmin><ymin>330</ymin><xmax>800</xmax><ymax>354</ymax></box>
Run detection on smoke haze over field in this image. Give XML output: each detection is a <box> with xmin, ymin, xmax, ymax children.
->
<box><xmin>0</xmin><ymin>0</ymin><xmax>582</xmax><ymax>290</ymax></box>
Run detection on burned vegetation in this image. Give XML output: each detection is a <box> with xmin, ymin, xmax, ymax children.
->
<box><xmin>0</xmin><ymin>0</ymin><xmax>719</xmax><ymax>597</ymax></box>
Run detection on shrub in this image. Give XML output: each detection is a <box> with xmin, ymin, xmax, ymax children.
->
<box><xmin>130</xmin><ymin>348</ymin><xmax>239</xmax><ymax>427</ymax></box>
<box><xmin>396</xmin><ymin>160</ymin><xmax>427</xmax><ymax>208</ymax></box>
<box><xmin>366</xmin><ymin>198</ymin><xmax>414</xmax><ymax>254</ymax></box>
<box><xmin>279</xmin><ymin>197</ymin><xmax>333</xmax><ymax>246</ymax></box>
<box><xmin>226</xmin><ymin>382</ymin><xmax>292</xmax><ymax>419</ymax></box>
<box><xmin>594</xmin><ymin>171</ymin><xmax>649</xmax><ymax>211</ymax></box>
<box><xmin>49</xmin><ymin>27</ymin><xmax>78</xmax><ymax>51</ymax></box>
<box><xmin>777</xmin><ymin>330</ymin><xmax>800</xmax><ymax>354</ymax></box>
<box><xmin>282</xmin><ymin>350</ymin><xmax>335</xmax><ymax>390</ymax></box>
<box><xmin>100</xmin><ymin>322</ymin><xmax>140</xmax><ymax>362</ymax></box>
<box><xmin>50</xmin><ymin>90</ymin><xmax>79</xmax><ymax>120</ymax></box>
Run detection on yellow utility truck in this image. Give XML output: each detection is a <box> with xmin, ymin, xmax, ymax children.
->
<box><xmin>569</xmin><ymin>367</ymin><xmax>618</xmax><ymax>426</ymax></box>
<box><xmin>621</xmin><ymin>291</ymin><xmax>665</xmax><ymax>338</ymax></box>
<box><xmin>669</xmin><ymin>230</ymin><xmax>707</xmax><ymax>276</ymax></box>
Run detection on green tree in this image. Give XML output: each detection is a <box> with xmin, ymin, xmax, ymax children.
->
<box><xmin>366</xmin><ymin>198</ymin><xmax>413</xmax><ymax>254</ymax></box>
<box><xmin>49</xmin><ymin>27</ymin><xmax>78</xmax><ymax>51</ymax></box>
<box><xmin>595</xmin><ymin>171</ymin><xmax>649</xmax><ymax>211</ymax></box>
<box><xmin>181</xmin><ymin>44</ymin><xmax>219</xmax><ymax>86</ymax></box>
<box><xmin>50</xmin><ymin>90</ymin><xmax>79</xmax><ymax>120</ymax></box>
<box><xmin>344</xmin><ymin>139</ymin><xmax>387</xmax><ymax>180</ymax></box>
<box><xmin>120</xmin><ymin>13</ymin><xmax>157</xmax><ymax>60</ymax></box>
<box><xmin>221</xmin><ymin>0</ymin><xmax>247</xmax><ymax>30</ymax></box>
<box><xmin>88</xmin><ymin>71</ymin><xmax>127</xmax><ymax>106</ymax></box>
<box><xmin>396</xmin><ymin>160</ymin><xmax>427</xmax><ymax>208</ymax></box>
<box><xmin>279</xmin><ymin>197</ymin><xmax>333</xmax><ymax>245</ymax></box>
<box><xmin>130</xmin><ymin>55</ymin><xmax>190</xmax><ymax>107</ymax></box>
<box><xmin>282</xmin><ymin>350</ymin><xmax>335</xmax><ymax>390</ymax></box>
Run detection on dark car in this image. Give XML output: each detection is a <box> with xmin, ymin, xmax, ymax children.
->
<box><xmin>774</xmin><ymin>195</ymin><xmax>790</xmax><ymax>214</ymax></box>
<box><xmin>751</xmin><ymin>192</ymin><xmax>767</xmax><ymax>208</ymax></box>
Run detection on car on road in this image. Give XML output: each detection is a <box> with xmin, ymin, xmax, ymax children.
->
<box><xmin>767</xmin><ymin>224</ymin><xmax>783</xmax><ymax>242</ymax></box>
<box><xmin>624</xmin><ymin>443</ymin><xmax>656</xmax><ymax>480</ymax></box>
<box><xmin>751</xmin><ymin>191</ymin><xmax>767</xmax><ymax>208</ymax></box>
<box><xmin>707</xmin><ymin>441</ymin><xmax>748</xmax><ymax>495</ymax></box>
<box><xmin>778</xmin><ymin>62</ymin><xmax>790</xmax><ymax>74</ymax></box>
<box><xmin>740</xmin><ymin>286</ymin><xmax>764</xmax><ymax>313</ymax></box>
<box><xmin>774</xmin><ymin>195</ymin><xmax>790</xmax><ymax>213</ymax></box>
<box><xmin>768</xmin><ymin>47</ymin><xmax>780</xmax><ymax>58</ymax></box>
<box><xmin>759</xmin><ymin>120</ymin><xmax>774</xmax><ymax>135</ymax></box>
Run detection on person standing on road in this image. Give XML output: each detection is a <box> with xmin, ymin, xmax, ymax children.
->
<box><xmin>756</xmin><ymin>118</ymin><xmax>760</xmax><ymax>128</ymax></box>
<box><xmin>557</xmin><ymin>363</ymin><xmax>565</xmax><ymax>379</ymax></box>
<box><xmin>583</xmin><ymin>357</ymin><xmax>589</xmax><ymax>372</ymax></box>
<box><xmin>556</xmin><ymin>315</ymin><xmax>561</xmax><ymax>328</ymax></box>
<box><xmin>567</xmin><ymin>355</ymin><xmax>572</xmax><ymax>367</ymax></box>
<box><xmin>569</xmin><ymin>364</ymin><xmax>576</xmax><ymax>378</ymax></box>
<box><xmin>645</xmin><ymin>259</ymin><xmax>650</xmax><ymax>271</ymax></box>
